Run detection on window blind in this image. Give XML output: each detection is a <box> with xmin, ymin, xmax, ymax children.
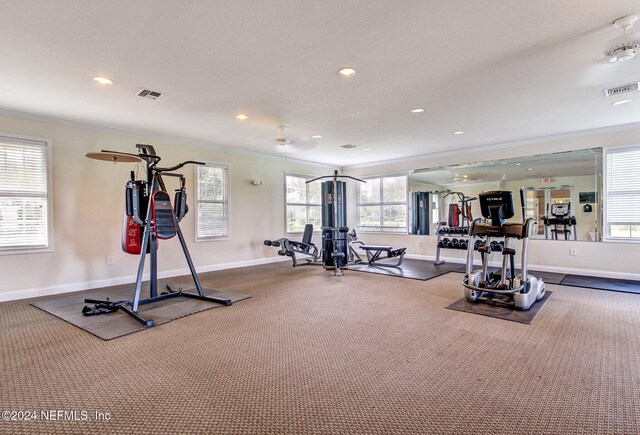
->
<box><xmin>196</xmin><ymin>164</ymin><xmax>228</xmax><ymax>239</ymax></box>
<box><xmin>0</xmin><ymin>138</ymin><xmax>49</xmax><ymax>250</ymax></box>
<box><xmin>605</xmin><ymin>146</ymin><xmax>640</xmax><ymax>239</ymax></box>
<box><xmin>605</xmin><ymin>147</ymin><xmax>640</xmax><ymax>240</ymax></box>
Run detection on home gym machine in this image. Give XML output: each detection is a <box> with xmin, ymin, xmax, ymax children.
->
<box><xmin>542</xmin><ymin>203</ymin><xmax>577</xmax><ymax>240</ymax></box>
<box><xmin>305</xmin><ymin>170</ymin><xmax>365</xmax><ymax>275</ymax></box>
<box><xmin>264</xmin><ymin>223</ymin><xmax>320</xmax><ymax>267</ymax></box>
<box><xmin>83</xmin><ymin>144</ymin><xmax>232</xmax><ymax>327</ymax></box>
<box><xmin>462</xmin><ymin>190</ymin><xmax>545</xmax><ymax>310</ymax></box>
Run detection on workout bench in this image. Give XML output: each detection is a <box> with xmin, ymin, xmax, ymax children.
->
<box><xmin>358</xmin><ymin>245</ymin><xmax>407</xmax><ymax>267</ymax></box>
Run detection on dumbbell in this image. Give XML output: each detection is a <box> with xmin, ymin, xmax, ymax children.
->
<box><xmin>490</xmin><ymin>241</ymin><xmax>503</xmax><ymax>252</ymax></box>
<box><xmin>438</xmin><ymin>238</ymin><xmax>449</xmax><ymax>248</ymax></box>
<box><xmin>451</xmin><ymin>238</ymin><xmax>460</xmax><ymax>248</ymax></box>
<box><xmin>459</xmin><ymin>240</ymin><xmax>468</xmax><ymax>250</ymax></box>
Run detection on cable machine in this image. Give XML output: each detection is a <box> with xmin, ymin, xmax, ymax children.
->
<box><xmin>83</xmin><ymin>144</ymin><xmax>232</xmax><ymax>327</ymax></box>
<box><xmin>306</xmin><ymin>170</ymin><xmax>365</xmax><ymax>275</ymax></box>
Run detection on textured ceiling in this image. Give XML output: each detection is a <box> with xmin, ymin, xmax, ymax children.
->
<box><xmin>0</xmin><ymin>0</ymin><xmax>639</xmax><ymax>166</ymax></box>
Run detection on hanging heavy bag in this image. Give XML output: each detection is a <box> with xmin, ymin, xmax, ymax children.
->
<box><xmin>122</xmin><ymin>180</ymin><xmax>150</xmax><ymax>255</ymax></box>
<box><xmin>448</xmin><ymin>203</ymin><xmax>460</xmax><ymax>227</ymax></box>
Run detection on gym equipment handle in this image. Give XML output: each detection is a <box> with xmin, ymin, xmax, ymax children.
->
<box><xmin>157</xmin><ymin>160</ymin><xmax>205</xmax><ymax>172</ymax></box>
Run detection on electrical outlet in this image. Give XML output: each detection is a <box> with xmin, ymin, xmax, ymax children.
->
<box><xmin>107</xmin><ymin>257</ymin><xmax>113</xmax><ymax>265</ymax></box>
<box><xmin>417</xmin><ymin>241</ymin><xmax>422</xmax><ymax>247</ymax></box>
<box><xmin>570</xmin><ymin>249</ymin><xmax>576</xmax><ymax>257</ymax></box>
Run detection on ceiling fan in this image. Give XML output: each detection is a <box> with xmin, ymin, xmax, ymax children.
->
<box><xmin>248</xmin><ymin>126</ymin><xmax>318</xmax><ymax>153</ymax></box>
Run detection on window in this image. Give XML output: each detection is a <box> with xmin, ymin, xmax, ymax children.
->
<box><xmin>285</xmin><ymin>174</ymin><xmax>322</xmax><ymax>233</ymax></box>
<box><xmin>357</xmin><ymin>174</ymin><xmax>407</xmax><ymax>232</ymax></box>
<box><xmin>0</xmin><ymin>135</ymin><xmax>51</xmax><ymax>253</ymax></box>
<box><xmin>604</xmin><ymin>146</ymin><xmax>640</xmax><ymax>241</ymax></box>
<box><xmin>195</xmin><ymin>163</ymin><xmax>229</xmax><ymax>240</ymax></box>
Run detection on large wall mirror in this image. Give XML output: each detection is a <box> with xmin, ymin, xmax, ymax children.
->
<box><xmin>409</xmin><ymin>148</ymin><xmax>603</xmax><ymax>241</ymax></box>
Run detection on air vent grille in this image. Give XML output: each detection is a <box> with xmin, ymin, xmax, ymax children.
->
<box><xmin>136</xmin><ymin>88</ymin><xmax>171</xmax><ymax>102</ymax></box>
<box><xmin>603</xmin><ymin>82</ymin><xmax>639</xmax><ymax>97</ymax></box>
<box><xmin>341</xmin><ymin>144</ymin><xmax>357</xmax><ymax>149</ymax></box>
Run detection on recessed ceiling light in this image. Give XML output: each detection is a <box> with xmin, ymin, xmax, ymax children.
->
<box><xmin>527</xmin><ymin>168</ymin><xmax>533</xmax><ymax>171</ymax></box>
<box><xmin>312</xmin><ymin>135</ymin><xmax>323</xmax><ymax>140</ymax></box>
<box><xmin>453</xmin><ymin>131</ymin><xmax>464</xmax><ymax>135</ymax></box>
<box><xmin>337</xmin><ymin>67</ymin><xmax>356</xmax><ymax>78</ymax></box>
<box><xmin>235</xmin><ymin>114</ymin><xmax>248</xmax><ymax>120</ymax></box>
<box><xmin>515</xmin><ymin>163</ymin><xmax>522</xmax><ymax>166</ymax></box>
<box><xmin>362</xmin><ymin>148</ymin><xmax>372</xmax><ymax>152</ymax></box>
<box><xmin>93</xmin><ymin>76</ymin><xmax>113</xmax><ymax>86</ymax></box>
<box><xmin>612</xmin><ymin>99</ymin><xmax>631</xmax><ymax>106</ymax></box>
<box><xmin>410</xmin><ymin>108</ymin><xmax>425</xmax><ymax>113</ymax></box>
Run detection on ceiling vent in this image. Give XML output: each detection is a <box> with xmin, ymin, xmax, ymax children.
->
<box><xmin>341</xmin><ymin>144</ymin><xmax>357</xmax><ymax>149</ymax></box>
<box><xmin>136</xmin><ymin>88</ymin><xmax>171</xmax><ymax>102</ymax></box>
<box><xmin>603</xmin><ymin>82</ymin><xmax>639</xmax><ymax>97</ymax></box>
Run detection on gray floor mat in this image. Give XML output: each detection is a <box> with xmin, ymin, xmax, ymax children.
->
<box><xmin>446</xmin><ymin>291</ymin><xmax>553</xmax><ymax>324</ymax></box>
<box><xmin>33</xmin><ymin>286</ymin><xmax>250</xmax><ymax>340</ymax></box>
<box><xmin>349</xmin><ymin>259</ymin><xmax>463</xmax><ymax>281</ymax></box>
<box><xmin>560</xmin><ymin>275</ymin><xmax>640</xmax><ymax>294</ymax></box>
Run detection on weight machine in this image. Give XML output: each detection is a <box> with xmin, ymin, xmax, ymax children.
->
<box><xmin>305</xmin><ymin>171</ymin><xmax>365</xmax><ymax>275</ymax></box>
<box><xmin>83</xmin><ymin>144</ymin><xmax>232</xmax><ymax>327</ymax></box>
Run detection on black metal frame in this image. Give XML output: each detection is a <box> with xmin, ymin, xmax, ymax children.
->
<box><xmin>84</xmin><ymin>144</ymin><xmax>232</xmax><ymax>327</ymax></box>
<box><xmin>306</xmin><ymin>171</ymin><xmax>365</xmax><ymax>275</ymax></box>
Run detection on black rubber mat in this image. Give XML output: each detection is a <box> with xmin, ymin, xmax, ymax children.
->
<box><xmin>33</xmin><ymin>285</ymin><xmax>250</xmax><ymax>340</ymax></box>
<box><xmin>349</xmin><ymin>259</ymin><xmax>463</xmax><ymax>281</ymax></box>
<box><xmin>451</xmin><ymin>265</ymin><xmax>565</xmax><ymax>284</ymax></box>
<box><xmin>560</xmin><ymin>275</ymin><xmax>640</xmax><ymax>294</ymax></box>
<box><xmin>446</xmin><ymin>291</ymin><xmax>553</xmax><ymax>324</ymax></box>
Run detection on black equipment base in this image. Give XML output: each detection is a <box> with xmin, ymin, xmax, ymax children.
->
<box><xmin>560</xmin><ymin>275</ymin><xmax>640</xmax><ymax>294</ymax></box>
<box><xmin>33</xmin><ymin>284</ymin><xmax>250</xmax><ymax>340</ymax></box>
<box><xmin>82</xmin><ymin>286</ymin><xmax>233</xmax><ymax>328</ymax></box>
<box><xmin>446</xmin><ymin>291</ymin><xmax>553</xmax><ymax>324</ymax></box>
<box><xmin>350</xmin><ymin>259</ymin><xmax>462</xmax><ymax>281</ymax></box>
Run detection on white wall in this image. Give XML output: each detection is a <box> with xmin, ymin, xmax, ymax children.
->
<box><xmin>0</xmin><ymin>113</ymin><xmax>333</xmax><ymax>300</ymax></box>
<box><xmin>345</xmin><ymin>126</ymin><xmax>640</xmax><ymax>279</ymax></box>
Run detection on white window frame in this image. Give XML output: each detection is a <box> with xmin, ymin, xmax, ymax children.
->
<box><xmin>194</xmin><ymin>162</ymin><xmax>229</xmax><ymax>241</ymax></box>
<box><xmin>357</xmin><ymin>173</ymin><xmax>408</xmax><ymax>233</ymax></box>
<box><xmin>603</xmin><ymin>144</ymin><xmax>640</xmax><ymax>243</ymax></box>
<box><xmin>285</xmin><ymin>173</ymin><xmax>322</xmax><ymax>235</ymax></box>
<box><xmin>0</xmin><ymin>133</ymin><xmax>53</xmax><ymax>255</ymax></box>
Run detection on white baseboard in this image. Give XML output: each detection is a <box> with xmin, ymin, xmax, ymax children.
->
<box><xmin>405</xmin><ymin>253</ymin><xmax>640</xmax><ymax>281</ymax></box>
<box><xmin>0</xmin><ymin>256</ymin><xmax>289</xmax><ymax>303</ymax></box>
<box><xmin>5</xmin><ymin>253</ymin><xmax>638</xmax><ymax>303</ymax></box>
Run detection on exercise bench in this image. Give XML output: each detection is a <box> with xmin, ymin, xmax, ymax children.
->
<box><xmin>358</xmin><ymin>245</ymin><xmax>407</xmax><ymax>267</ymax></box>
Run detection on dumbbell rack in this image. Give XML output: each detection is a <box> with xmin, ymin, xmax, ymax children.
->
<box><xmin>434</xmin><ymin>222</ymin><xmax>471</xmax><ymax>265</ymax></box>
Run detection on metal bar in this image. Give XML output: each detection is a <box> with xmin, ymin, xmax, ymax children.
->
<box><xmin>180</xmin><ymin>292</ymin><xmax>232</xmax><ymax>306</ymax></box>
<box><xmin>150</xmin><ymin>234</ymin><xmax>158</xmax><ymax>299</ymax></box>
<box><xmin>132</xmin><ymin>173</ymin><xmax>157</xmax><ymax>312</ymax></box>
<box><xmin>174</xmin><ymin>216</ymin><xmax>206</xmax><ymax>297</ymax></box>
<box><xmin>118</xmin><ymin>304</ymin><xmax>155</xmax><ymax>327</ymax></box>
<box><xmin>135</xmin><ymin>292</ymin><xmax>182</xmax><ymax>305</ymax></box>
<box><xmin>466</xmin><ymin>218</ymin><xmax>480</xmax><ymax>275</ymax></box>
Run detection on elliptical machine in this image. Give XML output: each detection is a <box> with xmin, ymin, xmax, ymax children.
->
<box><xmin>462</xmin><ymin>190</ymin><xmax>545</xmax><ymax>310</ymax></box>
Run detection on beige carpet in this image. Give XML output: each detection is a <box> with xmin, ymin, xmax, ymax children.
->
<box><xmin>1</xmin><ymin>262</ymin><xmax>639</xmax><ymax>434</ymax></box>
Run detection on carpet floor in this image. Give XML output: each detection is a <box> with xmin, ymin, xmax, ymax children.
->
<box><xmin>1</xmin><ymin>262</ymin><xmax>640</xmax><ymax>434</ymax></box>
